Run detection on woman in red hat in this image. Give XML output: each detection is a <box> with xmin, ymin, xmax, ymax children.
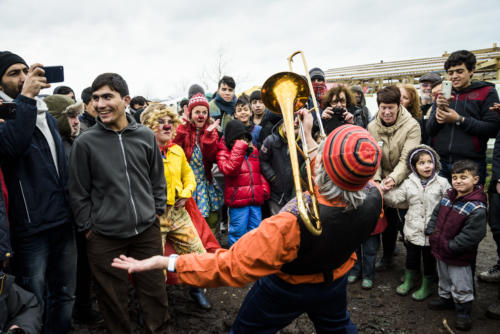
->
<box><xmin>174</xmin><ymin>93</ymin><xmax>223</xmax><ymax>230</ymax></box>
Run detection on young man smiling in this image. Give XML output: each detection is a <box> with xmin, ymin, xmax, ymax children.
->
<box><xmin>426</xmin><ymin>50</ymin><xmax>500</xmax><ymax>185</ymax></box>
<box><xmin>68</xmin><ymin>73</ymin><xmax>170</xmax><ymax>333</ymax></box>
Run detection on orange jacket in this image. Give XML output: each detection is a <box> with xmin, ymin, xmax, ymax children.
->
<box><xmin>176</xmin><ymin>211</ymin><xmax>355</xmax><ymax>287</ymax></box>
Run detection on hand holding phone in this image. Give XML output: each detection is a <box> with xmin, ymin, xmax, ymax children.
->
<box><xmin>20</xmin><ymin>63</ymin><xmax>50</xmax><ymax>98</ymax></box>
<box><xmin>442</xmin><ymin>80</ymin><xmax>452</xmax><ymax>99</ymax></box>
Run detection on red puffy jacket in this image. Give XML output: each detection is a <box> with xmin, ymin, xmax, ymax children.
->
<box><xmin>217</xmin><ymin>139</ymin><xmax>270</xmax><ymax>208</ymax></box>
<box><xmin>173</xmin><ymin>122</ymin><xmax>219</xmax><ymax>183</ymax></box>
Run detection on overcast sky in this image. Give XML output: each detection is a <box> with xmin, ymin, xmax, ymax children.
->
<box><xmin>1</xmin><ymin>0</ymin><xmax>498</xmax><ymax>100</ymax></box>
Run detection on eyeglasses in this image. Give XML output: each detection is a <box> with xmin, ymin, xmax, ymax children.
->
<box><xmin>332</xmin><ymin>98</ymin><xmax>346</xmax><ymax>104</ymax></box>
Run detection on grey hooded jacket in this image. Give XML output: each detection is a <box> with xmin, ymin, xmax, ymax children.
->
<box><xmin>68</xmin><ymin>114</ymin><xmax>166</xmax><ymax>239</ymax></box>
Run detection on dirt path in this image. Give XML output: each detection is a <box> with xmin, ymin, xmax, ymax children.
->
<box><xmin>72</xmin><ymin>230</ymin><xmax>500</xmax><ymax>334</ymax></box>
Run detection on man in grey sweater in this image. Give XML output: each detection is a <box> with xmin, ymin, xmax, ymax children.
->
<box><xmin>69</xmin><ymin>73</ymin><xmax>169</xmax><ymax>333</ymax></box>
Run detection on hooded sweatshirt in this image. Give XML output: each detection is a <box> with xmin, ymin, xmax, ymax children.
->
<box><xmin>426</xmin><ymin>81</ymin><xmax>500</xmax><ymax>162</ymax></box>
<box><xmin>383</xmin><ymin>145</ymin><xmax>451</xmax><ymax>246</ymax></box>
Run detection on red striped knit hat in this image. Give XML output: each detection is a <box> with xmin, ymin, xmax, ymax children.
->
<box><xmin>322</xmin><ymin>124</ymin><xmax>381</xmax><ymax>191</ymax></box>
<box><xmin>188</xmin><ymin>93</ymin><xmax>210</xmax><ymax>113</ymax></box>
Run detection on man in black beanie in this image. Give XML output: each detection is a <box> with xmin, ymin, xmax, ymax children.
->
<box><xmin>0</xmin><ymin>51</ymin><xmax>77</xmax><ymax>334</ymax></box>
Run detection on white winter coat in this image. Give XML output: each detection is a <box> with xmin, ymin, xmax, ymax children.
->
<box><xmin>384</xmin><ymin>173</ymin><xmax>450</xmax><ymax>246</ymax></box>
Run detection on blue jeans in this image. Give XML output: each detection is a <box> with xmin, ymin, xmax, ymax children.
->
<box><xmin>350</xmin><ymin>235</ymin><xmax>379</xmax><ymax>280</ymax></box>
<box><xmin>230</xmin><ymin>274</ymin><xmax>358</xmax><ymax>334</ymax></box>
<box><xmin>11</xmin><ymin>223</ymin><xmax>77</xmax><ymax>334</ymax></box>
<box><xmin>228</xmin><ymin>205</ymin><xmax>262</xmax><ymax>247</ymax></box>
<box><xmin>440</xmin><ymin>159</ymin><xmax>486</xmax><ymax>186</ymax></box>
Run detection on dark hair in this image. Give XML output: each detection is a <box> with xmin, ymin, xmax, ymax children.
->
<box><xmin>130</xmin><ymin>96</ymin><xmax>148</xmax><ymax>108</ymax></box>
<box><xmin>444</xmin><ymin>50</ymin><xmax>476</xmax><ymax>71</ymax></box>
<box><xmin>236</xmin><ymin>94</ymin><xmax>249</xmax><ymax>107</ymax></box>
<box><xmin>81</xmin><ymin>87</ymin><xmax>92</xmax><ymax>104</ymax></box>
<box><xmin>451</xmin><ymin>159</ymin><xmax>478</xmax><ymax>177</ymax></box>
<box><xmin>91</xmin><ymin>73</ymin><xmax>129</xmax><ymax>97</ymax></box>
<box><xmin>321</xmin><ymin>85</ymin><xmax>356</xmax><ymax>109</ymax></box>
<box><xmin>218</xmin><ymin>75</ymin><xmax>236</xmax><ymax>89</ymax></box>
<box><xmin>179</xmin><ymin>99</ymin><xmax>189</xmax><ymax>109</ymax></box>
<box><xmin>188</xmin><ymin>84</ymin><xmax>205</xmax><ymax>99</ymax></box>
<box><xmin>376</xmin><ymin>86</ymin><xmax>401</xmax><ymax>106</ymax></box>
<box><xmin>53</xmin><ymin>85</ymin><xmax>74</xmax><ymax>96</ymax></box>
<box><xmin>410</xmin><ymin>150</ymin><xmax>432</xmax><ymax>171</ymax></box>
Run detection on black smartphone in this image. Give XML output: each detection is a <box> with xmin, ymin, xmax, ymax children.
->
<box><xmin>42</xmin><ymin>66</ymin><xmax>64</xmax><ymax>83</ymax></box>
<box><xmin>0</xmin><ymin>102</ymin><xmax>17</xmax><ymax>119</ymax></box>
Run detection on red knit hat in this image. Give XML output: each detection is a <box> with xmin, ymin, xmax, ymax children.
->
<box><xmin>188</xmin><ymin>93</ymin><xmax>210</xmax><ymax>113</ymax></box>
<box><xmin>322</xmin><ymin>124</ymin><xmax>381</xmax><ymax>191</ymax></box>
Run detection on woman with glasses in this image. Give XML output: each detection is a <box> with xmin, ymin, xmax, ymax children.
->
<box><xmin>142</xmin><ymin>104</ymin><xmax>219</xmax><ymax>310</ymax></box>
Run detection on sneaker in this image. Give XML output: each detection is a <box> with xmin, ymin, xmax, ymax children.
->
<box><xmin>347</xmin><ymin>275</ymin><xmax>359</xmax><ymax>284</ymax></box>
<box><xmin>478</xmin><ymin>264</ymin><xmax>500</xmax><ymax>283</ymax></box>
<box><xmin>361</xmin><ymin>279</ymin><xmax>373</xmax><ymax>290</ymax></box>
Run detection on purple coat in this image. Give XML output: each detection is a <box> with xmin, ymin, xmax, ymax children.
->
<box><xmin>427</xmin><ymin>186</ymin><xmax>487</xmax><ymax>266</ymax></box>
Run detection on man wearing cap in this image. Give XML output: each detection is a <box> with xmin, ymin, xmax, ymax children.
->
<box><xmin>419</xmin><ymin>72</ymin><xmax>442</xmax><ymax>115</ymax></box>
<box><xmin>0</xmin><ymin>51</ymin><xmax>77</xmax><ymax>333</ymax></box>
<box><xmin>112</xmin><ymin>109</ymin><xmax>383</xmax><ymax>333</ymax></box>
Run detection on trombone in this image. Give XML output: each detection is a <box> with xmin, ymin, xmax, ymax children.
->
<box><xmin>261</xmin><ymin>51</ymin><xmax>323</xmax><ymax>236</ymax></box>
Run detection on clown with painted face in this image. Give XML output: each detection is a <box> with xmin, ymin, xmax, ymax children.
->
<box><xmin>174</xmin><ymin>93</ymin><xmax>223</xmax><ymax>228</ymax></box>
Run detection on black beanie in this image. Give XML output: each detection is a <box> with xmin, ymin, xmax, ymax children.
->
<box><xmin>0</xmin><ymin>51</ymin><xmax>28</xmax><ymax>79</ymax></box>
<box><xmin>188</xmin><ymin>84</ymin><xmax>205</xmax><ymax>99</ymax></box>
<box><xmin>224</xmin><ymin>120</ymin><xmax>252</xmax><ymax>150</ymax></box>
<box><xmin>249</xmin><ymin>90</ymin><xmax>261</xmax><ymax>103</ymax></box>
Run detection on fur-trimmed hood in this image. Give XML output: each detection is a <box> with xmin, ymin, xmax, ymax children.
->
<box><xmin>407</xmin><ymin>144</ymin><xmax>441</xmax><ymax>176</ymax></box>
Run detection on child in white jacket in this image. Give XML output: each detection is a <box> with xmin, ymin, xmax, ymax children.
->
<box><xmin>384</xmin><ymin>144</ymin><xmax>450</xmax><ymax>301</ymax></box>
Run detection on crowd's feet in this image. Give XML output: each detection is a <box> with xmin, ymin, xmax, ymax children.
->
<box><xmin>73</xmin><ymin>308</ymin><xmax>104</xmax><ymax>325</ymax></box>
<box><xmin>189</xmin><ymin>287</ymin><xmax>212</xmax><ymax>310</ymax></box>
<box><xmin>486</xmin><ymin>300</ymin><xmax>500</xmax><ymax>320</ymax></box>
<box><xmin>478</xmin><ymin>264</ymin><xmax>500</xmax><ymax>282</ymax></box>
<box><xmin>375</xmin><ymin>258</ymin><xmax>393</xmax><ymax>272</ymax></box>
<box><xmin>347</xmin><ymin>275</ymin><xmax>372</xmax><ymax>289</ymax></box>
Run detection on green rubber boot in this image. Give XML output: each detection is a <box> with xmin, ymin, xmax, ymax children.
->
<box><xmin>412</xmin><ymin>275</ymin><xmax>434</xmax><ymax>301</ymax></box>
<box><xmin>396</xmin><ymin>270</ymin><xmax>418</xmax><ymax>296</ymax></box>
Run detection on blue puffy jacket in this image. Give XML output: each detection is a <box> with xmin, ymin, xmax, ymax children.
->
<box><xmin>0</xmin><ymin>95</ymin><xmax>71</xmax><ymax>238</ymax></box>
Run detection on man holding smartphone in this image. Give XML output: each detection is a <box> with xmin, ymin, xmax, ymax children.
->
<box><xmin>426</xmin><ymin>49</ymin><xmax>500</xmax><ymax>185</ymax></box>
<box><xmin>0</xmin><ymin>51</ymin><xmax>77</xmax><ymax>334</ymax></box>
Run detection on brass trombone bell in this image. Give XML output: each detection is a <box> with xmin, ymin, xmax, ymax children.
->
<box><xmin>261</xmin><ymin>72</ymin><xmax>310</xmax><ymax>115</ymax></box>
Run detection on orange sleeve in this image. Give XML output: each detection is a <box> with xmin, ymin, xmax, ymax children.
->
<box><xmin>176</xmin><ymin>212</ymin><xmax>301</xmax><ymax>287</ymax></box>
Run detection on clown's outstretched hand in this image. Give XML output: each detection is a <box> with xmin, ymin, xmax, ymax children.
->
<box><xmin>112</xmin><ymin>255</ymin><xmax>168</xmax><ymax>274</ymax></box>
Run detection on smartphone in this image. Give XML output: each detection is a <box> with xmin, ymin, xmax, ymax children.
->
<box><xmin>0</xmin><ymin>102</ymin><xmax>17</xmax><ymax>119</ymax></box>
<box><xmin>42</xmin><ymin>66</ymin><xmax>64</xmax><ymax>84</ymax></box>
<box><xmin>442</xmin><ymin>80</ymin><xmax>452</xmax><ymax>99</ymax></box>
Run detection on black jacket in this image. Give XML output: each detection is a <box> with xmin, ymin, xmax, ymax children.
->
<box><xmin>69</xmin><ymin>114</ymin><xmax>166</xmax><ymax>238</ymax></box>
<box><xmin>0</xmin><ymin>272</ymin><xmax>42</xmax><ymax>334</ymax></box>
<box><xmin>491</xmin><ymin>129</ymin><xmax>500</xmax><ymax>190</ymax></box>
<box><xmin>259</xmin><ymin>123</ymin><xmax>304</xmax><ymax>206</ymax></box>
<box><xmin>0</xmin><ymin>95</ymin><xmax>72</xmax><ymax>238</ymax></box>
<box><xmin>426</xmin><ymin>81</ymin><xmax>500</xmax><ymax>161</ymax></box>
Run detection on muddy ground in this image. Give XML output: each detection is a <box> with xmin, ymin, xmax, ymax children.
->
<box><xmin>72</xmin><ymin>229</ymin><xmax>500</xmax><ymax>334</ymax></box>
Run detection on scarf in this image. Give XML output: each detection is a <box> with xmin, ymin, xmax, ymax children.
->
<box><xmin>214</xmin><ymin>93</ymin><xmax>236</xmax><ymax>116</ymax></box>
<box><xmin>312</xmin><ymin>81</ymin><xmax>327</xmax><ymax>105</ymax></box>
<box><xmin>160</xmin><ymin>141</ymin><xmax>176</xmax><ymax>158</ymax></box>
